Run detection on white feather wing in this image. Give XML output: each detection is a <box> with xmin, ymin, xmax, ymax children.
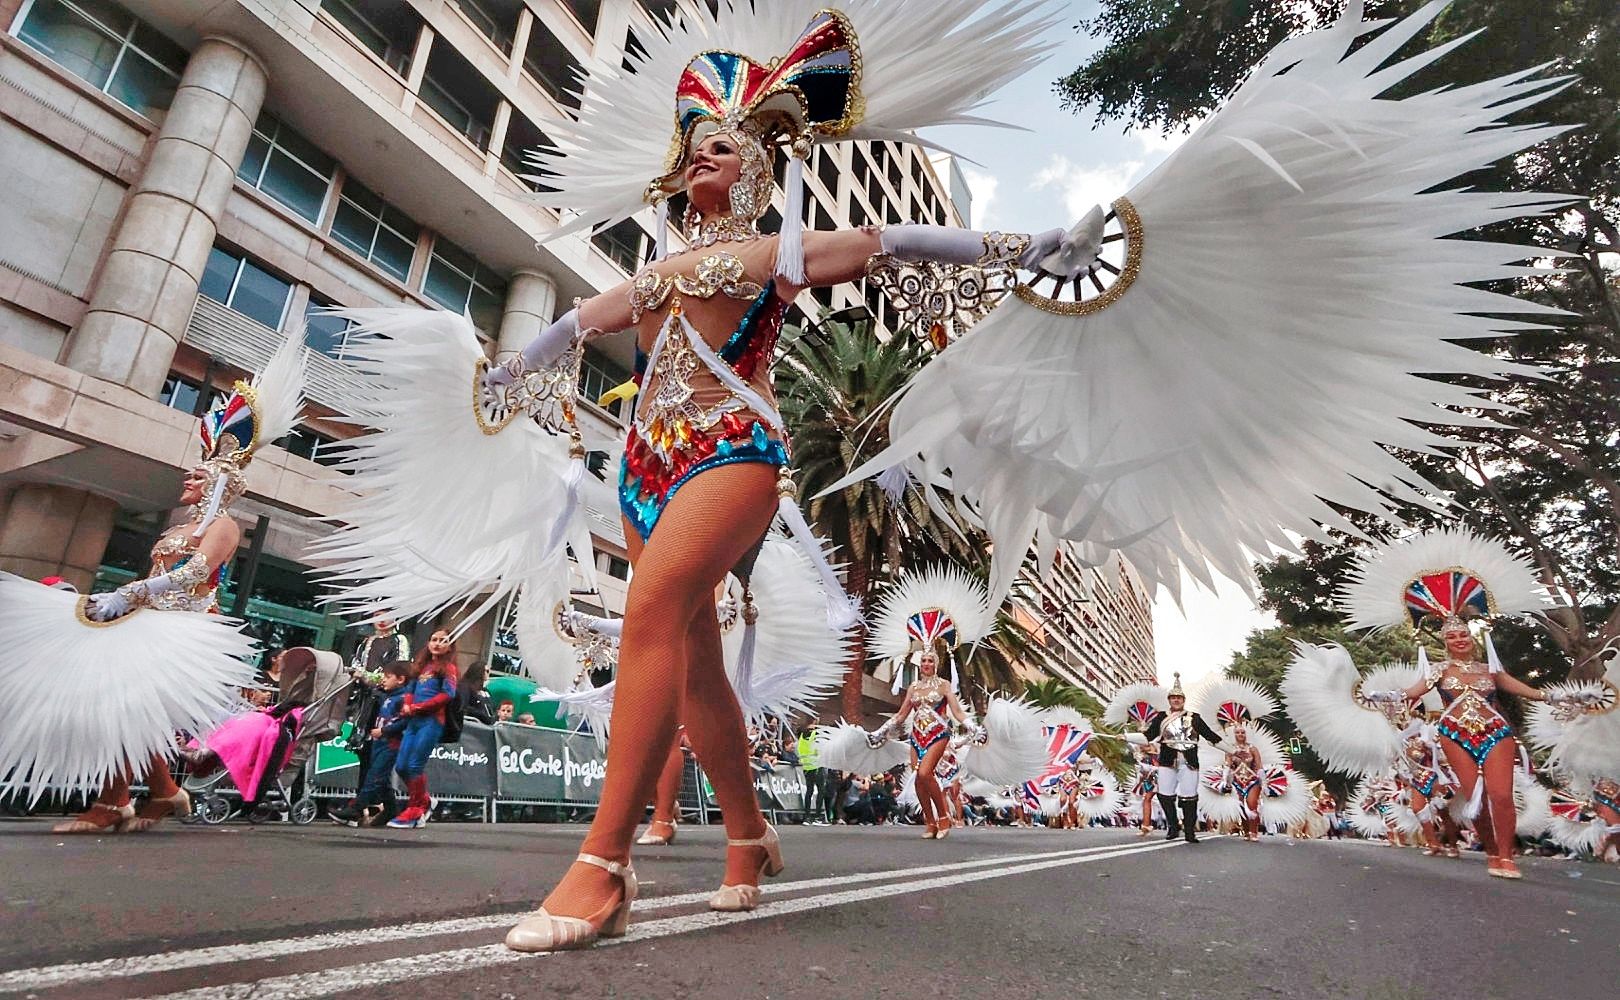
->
<box><xmin>0</xmin><ymin>575</ymin><xmax>257</xmax><ymax>803</ymax></box>
<box><xmin>1280</xmin><ymin>643</ymin><xmax>1408</xmax><ymax>776</ymax></box>
<box><xmin>1191</xmin><ymin>674</ymin><xmax>1279</xmax><ymax>728</ymax></box>
<box><xmin>814</xmin><ymin>722</ymin><xmax>909</xmax><ymax>774</ymax></box>
<box><xmin>1075</xmin><ymin>770</ymin><xmax>1123</xmax><ymax>821</ymax></box>
<box><xmin>309</xmin><ymin>310</ymin><xmax>582</xmax><ymax>629</ymax></box>
<box><xmin>959</xmin><ymin>698</ymin><xmax>1048</xmax><ymax>785</ymax></box>
<box><xmin>829</xmin><ymin>2</ymin><xmax>1574</xmax><ymax>604</ymax></box>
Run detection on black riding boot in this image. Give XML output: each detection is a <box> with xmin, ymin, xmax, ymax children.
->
<box><xmin>1159</xmin><ymin>794</ymin><xmax>1180</xmax><ymax>840</ymax></box>
<box><xmin>1180</xmin><ymin>797</ymin><xmax>1200</xmax><ymax>843</ymax></box>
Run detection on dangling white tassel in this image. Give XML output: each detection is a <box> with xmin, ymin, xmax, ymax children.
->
<box><xmin>949</xmin><ymin>651</ymin><xmax>959</xmax><ymax>692</ymax></box>
<box><xmin>775</xmin><ymin>146</ymin><xmax>807</xmax><ymax>284</ymax></box>
<box><xmin>776</xmin><ymin>475</ymin><xmax>861</xmax><ymax>629</ymax></box>
<box><xmin>547</xmin><ymin>439</ymin><xmax>587</xmax><ymax>559</ymax></box>
<box><xmin>734</xmin><ymin>591</ymin><xmax>759</xmax><ymax>713</ymax></box>
<box><xmin>653</xmin><ymin>198</ymin><xmax>669</xmax><ymax>261</ymax></box>
<box><xmin>1483</xmin><ymin>628</ymin><xmax>1503</xmax><ymax>674</ymax></box>
<box><xmin>1463</xmin><ymin>777</ymin><xmax>1485</xmax><ymax>821</ymax></box>
<box><xmin>193</xmin><ymin>475</ymin><xmax>229</xmax><ymax>539</ymax></box>
<box><xmin>890</xmin><ymin>657</ymin><xmax>905</xmax><ymax>695</ymax></box>
<box><xmin>1416</xmin><ymin>644</ymin><xmax>1432</xmax><ymax>678</ymax></box>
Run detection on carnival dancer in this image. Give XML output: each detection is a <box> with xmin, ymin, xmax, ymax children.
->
<box><xmin>820</xmin><ymin>565</ymin><xmax>1045</xmax><ymax>841</ymax></box>
<box><xmin>0</xmin><ymin>340</ymin><xmax>303</xmax><ymax>830</ymax></box>
<box><xmin>1223</xmin><ymin>726</ymin><xmax>1265</xmax><ymax>843</ymax></box>
<box><xmin>388</xmin><ymin>630</ymin><xmax>459</xmax><ymax>829</ymax></box>
<box><xmin>1397</xmin><ymin>714</ymin><xmax>1462</xmax><ymax>858</ymax></box>
<box><xmin>1192</xmin><ymin>675</ymin><xmax>1281</xmax><ymax>844</ymax></box>
<box><xmin>1136</xmin><ymin>675</ymin><xmax>1223</xmax><ymax>843</ymax></box>
<box><xmin>1298</xmin><ymin>528</ymin><xmax>1599</xmax><ymax>879</ymax></box>
<box><xmin>1130</xmin><ymin>745</ymin><xmax>1161</xmax><ymax>836</ymax></box>
<box><xmin>315</xmin><ymin>1</ymin><xmax>1583</xmax><ymax>950</ymax></box>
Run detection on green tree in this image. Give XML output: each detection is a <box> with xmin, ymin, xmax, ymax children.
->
<box><xmin>1060</xmin><ymin>0</ymin><xmax>1620</xmax><ymax>676</ymax></box>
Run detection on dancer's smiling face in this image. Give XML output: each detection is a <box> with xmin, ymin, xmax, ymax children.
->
<box><xmin>181</xmin><ymin>466</ymin><xmax>210</xmax><ymax>506</ymax></box>
<box><xmin>685</xmin><ymin>133</ymin><xmax>745</xmax><ymax>216</ymax></box>
<box><xmin>1443</xmin><ymin>624</ymin><xmax>1475</xmax><ymax>659</ymax></box>
<box><xmin>918</xmin><ymin>651</ymin><xmax>938</xmax><ymax>677</ymax></box>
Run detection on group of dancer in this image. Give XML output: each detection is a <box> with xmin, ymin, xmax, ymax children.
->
<box><xmin>2</xmin><ymin>0</ymin><xmax>1609</xmax><ymax>955</ymax></box>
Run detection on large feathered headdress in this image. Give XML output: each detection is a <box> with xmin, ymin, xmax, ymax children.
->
<box><xmin>526</xmin><ymin>0</ymin><xmax>1060</xmax><ymax>279</ymax></box>
<box><xmin>1337</xmin><ymin>527</ymin><xmax>1555</xmax><ymax>674</ymax></box>
<box><xmin>868</xmin><ymin>563</ymin><xmax>994</xmax><ymax>693</ymax></box>
<box><xmin>193</xmin><ymin>336</ymin><xmax>305</xmax><ymax>537</ymax></box>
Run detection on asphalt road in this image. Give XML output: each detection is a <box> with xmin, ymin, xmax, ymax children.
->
<box><xmin>1</xmin><ymin>817</ymin><xmax>1615</xmax><ymax>1000</ymax></box>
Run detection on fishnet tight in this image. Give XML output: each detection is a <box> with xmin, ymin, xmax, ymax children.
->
<box><xmin>912</xmin><ymin>740</ymin><xmax>951</xmax><ymax>829</ymax></box>
<box><xmin>541</xmin><ymin>463</ymin><xmax>779</xmax><ymax>920</ymax></box>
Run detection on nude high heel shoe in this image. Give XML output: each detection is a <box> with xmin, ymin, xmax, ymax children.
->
<box><xmin>119</xmin><ymin>789</ymin><xmax>190</xmax><ymax>833</ymax></box>
<box><xmin>53</xmin><ymin>802</ymin><xmax>134</xmax><ymax>834</ymax></box>
<box><xmin>636</xmin><ymin>818</ymin><xmax>678</xmax><ymax>845</ymax></box>
<box><xmin>504</xmin><ymin>854</ymin><xmax>638</xmax><ymax>952</ymax></box>
<box><xmin>709</xmin><ymin>823</ymin><xmax>784</xmax><ymax>912</ymax></box>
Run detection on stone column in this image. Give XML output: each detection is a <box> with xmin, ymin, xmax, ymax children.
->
<box><xmin>63</xmin><ymin>36</ymin><xmax>268</xmax><ymax>396</ymax></box>
<box><xmin>0</xmin><ymin>484</ymin><xmax>119</xmax><ymax>591</ymax></box>
<box><xmin>496</xmin><ymin>268</ymin><xmax>558</xmax><ymax>358</ymax></box>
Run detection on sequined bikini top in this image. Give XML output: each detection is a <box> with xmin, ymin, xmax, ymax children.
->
<box><xmin>146</xmin><ymin>528</ymin><xmax>222</xmax><ymax>612</ymax></box>
<box><xmin>628</xmin><ymin>252</ymin><xmax>765</xmax><ymax>324</ymax></box>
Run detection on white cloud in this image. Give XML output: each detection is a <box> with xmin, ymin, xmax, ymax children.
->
<box><xmin>959</xmin><ymin>165</ymin><xmax>1000</xmax><ymax>229</ymax></box>
<box><xmin>1029</xmin><ymin>155</ymin><xmax>1145</xmax><ymax>222</ymax></box>
<box><xmin>1127</xmin><ymin>118</ymin><xmax>1203</xmax><ymax>158</ymax></box>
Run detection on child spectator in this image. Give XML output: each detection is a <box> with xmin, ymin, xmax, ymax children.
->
<box><xmin>388</xmin><ymin>630</ymin><xmax>458</xmax><ymax>829</ymax></box>
<box><xmin>496</xmin><ymin>700</ymin><xmax>515</xmax><ymax>723</ymax></box>
<box><xmin>332</xmin><ymin>661</ymin><xmax>410</xmax><ymax>827</ymax></box>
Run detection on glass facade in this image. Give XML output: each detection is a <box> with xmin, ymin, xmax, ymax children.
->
<box><xmin>238</xmin><ymin>113</ymin><xmax>337</xmax><ymax>224</ymax></box>
<box><xmin>329</xmin><ymin>178</ymin><xmax>420</xmax><ymax>281</ymax></box>
<box><xmin>423</xmin><ymin>237</ymin><xmax>506</xmax><ymax>337</ymax></box>
<box><xmin>16</xmin><ymin>0</ymin><xmax>187</xmax><ymax>120</ymax></box>
<box><xmin>199</xmin><ymin>246</ymin><xmax>292</xmax><ymax>331</ymax></box>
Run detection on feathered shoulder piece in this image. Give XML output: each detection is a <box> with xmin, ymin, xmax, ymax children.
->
<box><xmin>529</xmin><ymin>0</ymin><xmax>1059</xmax><ymax>239</ymax></box>
<box><xmin>1103</xmin><ymin>682</ymin><xmax>1168</xmax><ymax>732</ymax></box>
<box><xmin>867</xmin><ymin>562</ymin><xmax>994</xmax><ymax>661</ymax></box>
<box><xmin>1337</xmin><ymin>527</ymin><xmax>1553</xmax><ymax>632</ymax></box>
<box><xmin>1191</xmin><ymin>674</ymin><xmax>1279</xmax><ymax>731</ymax></box>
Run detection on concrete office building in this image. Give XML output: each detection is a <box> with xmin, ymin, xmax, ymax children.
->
<box><xmin>0</xmin><ymin>0</ymin><xmax>1151</xmax><ymax>704</ymax></box>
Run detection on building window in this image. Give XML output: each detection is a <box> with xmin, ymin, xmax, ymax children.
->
<box><xmin>499</xmin><ymin>111</ymin><xmax>558</xmax><ymax>193</ymax></box>
<box><xmin>318</xmin><ymin>0</ymin><xmax>418</xmax><ymax>75</ymax></box>
<box><xmin>281</xmin><ymin>427</ymin><xmax>343</xmax><ymax>468</ymax></box>
<box><xmin>158</xmin><ymin>374</ymin><xmax>211</xmax><ymax>415</ymax></box>
<box><xmin>329</xmin><ymin>178</ymin><xmax>420</xmax><ymax>281</ymax></box>
<box><xmin>604</xmin><ymin>554</ymin><xmax>630</xmax><ymax>581</ymax></box>
<box><xmin>590</xmin><ymin>218</ymin><xmax>647</xmax><ymax>275</ymax></box>
<box><xmin>419</xmin><ymin>45</ymin><xmax>500</xmax><ymax>149</ymax></box>
<box><xmin>302</xmin><ymin>300</ymin><xmax>356</xmax><ymax>360</ymax></box>
<box><xmin>423</xmin><ymin>237</ymin><xmax>506</xmax><ymax>336</ymax></box>
<box><xmin>579</xmin><ymin>348</ymin><xmax>630</xmax><ymax>410</ymax></box>
<box><xmin>815</xmin><ymin>150</ymin><xmax>839</xmax><ymax>199</ymax></box>
<box><xmin>238</xmin><ymin>113</ymin><xmax>337</xmax><ymax>224</ymax></box>
<box><xmin>523</xmin><ymin>21</ymin><xmax>583</xmax><ymax>110</ymax></box>
<box><xmin>454</xmin><ymin>0</ymin><xmax>518</xmax><ymax>55</ymax></box>
<box><xmin>15</xmin><ymin>0</ymin><xmax>187</xmax><ymax>120</ymax></box>
<box><xmin>564</xmin><ymin>0</ymin><xmax>601</xmax><ymax>34</ymax></box>
<box><xmin>199</xmin><ymin>247</ymin><xmax>292</xmax><ymax>330</ymax></box>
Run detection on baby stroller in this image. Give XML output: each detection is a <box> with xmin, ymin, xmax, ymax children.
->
<box><xmin>185</xmin><ymin>648</ymin><xmax>351</xmax><ymax>825</ymax></box>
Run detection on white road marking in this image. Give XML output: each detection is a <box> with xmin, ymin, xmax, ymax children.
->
<box><xmin>0</xmin><ymin>839</ymin><xmax>1161</xmax><ymax>993</ymax></box>
<box><xmin>137</xmin><ymin>840</ymin><xmax>1185</xmax><ymax>1000</ymax></box>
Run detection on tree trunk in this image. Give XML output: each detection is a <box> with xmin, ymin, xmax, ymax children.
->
<box><xmin>840</xmin><ymin>558</ymin><xmax>871</xmax><ymax>724</ymax></box>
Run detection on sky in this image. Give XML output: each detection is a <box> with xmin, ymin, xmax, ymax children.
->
<box><xmin>925</xmin><ymin>4</ymin><xmax>1279</xmax><ymax>689</ymax></box>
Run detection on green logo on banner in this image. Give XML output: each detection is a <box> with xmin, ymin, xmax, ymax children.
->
<box><xmin>313</xmin><ymin>722</ymin><xmax>360</xmax><ymax>775</ymax></box>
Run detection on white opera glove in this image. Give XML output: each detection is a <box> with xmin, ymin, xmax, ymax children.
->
<box><xmin>970</xmin><ymin>723</ymin><xmax>989</xmax><ymax>746</ymax></box>
<box><xmin>880</xmin><ymin>225</ymin><xmax>1064</xmax><ymax>271</ymax></box>
<box><xmin>483</xmin><ymin>308</ymin><xmax>579</xmax><ymax>391</ymax></box>
<box><xmin>1035</xmin><ymin>204</ymin><xmax>1108</xmax><ymax>278</ymax></box>
<box><xmin>1122</xmin><ymin>732</ymin><xmax>1148</xmax><ymax>746</ymax></box>
<box><xmin>85</xmin><ymin>590</ymin><xmax>133</xmax><ymax>622</ymax></box>
<box><xmin>866</xmin><ymin>720</ymin><xmax>896</xmax><ymax>749</ymax></box>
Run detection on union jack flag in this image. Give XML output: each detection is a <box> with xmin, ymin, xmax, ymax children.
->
<box><xmin>1031</xmin><ymin>725</ymin><xmax>1092</xmax><ymax>792</ymax></box>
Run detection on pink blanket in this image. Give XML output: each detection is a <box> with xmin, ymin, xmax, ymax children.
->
<box><xmin>201</xmin><ymin>708</ymin><xmax>305</xmax><ymax>800</ymax></box>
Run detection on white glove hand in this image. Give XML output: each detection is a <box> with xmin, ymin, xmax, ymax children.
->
<box><xmin>85</xmin><ymin>590</ymin><xmax>133</xmax><ymax>622</ymax></box>
<box><xmin>482</xmin><ymin>361</ymin><xmax>518</xmax><ymax>393</ymax></box>
<box><xmin>1030</xmin><ymin>204</ymin><xmax>1108</xmax><ymax>278</ymax></box>
<box><xmin>1362</xmin><ymin>689</ymin><xmax>1405</xmax><ymax>704</ymax></box>
<box><xmin>971</xmin><ymin>724</ymin><xmax>989</xmax><ymax>746</ymax></box>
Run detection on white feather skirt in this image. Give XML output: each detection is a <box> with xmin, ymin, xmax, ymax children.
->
<box><xmin>830</xmin><ymin>3</ymin><xmax>1575</xmax><ymax>603</ymax></box>
<box><xmin>1281</xmin><ymin>643</ymin><xmax>1408</xmax><ymax>776</ymax></box>
<box><xmin>959</xmin><ymin>698</ymin><xmax>1048</xmax><ymax>786</ymax></box>
<box><xmin>723</xmin><ymin>535</ymin><xmax>856</xmax><ymax>723</ymax></box>
<box><xmin>814</xmin><ymin>723</ymin><xmax>909</xmax><ymax>775</ymax></box>
<box><xmin>0</xmin><ymin>574</ymin><xmax>257</xmax><ymax>803</ymax></box>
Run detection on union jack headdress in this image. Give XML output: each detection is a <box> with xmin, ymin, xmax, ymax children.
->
<box><xmin>190</xmin><ymin>338</ymin><xmax>305</xmax><ymax>536</ymax></box>
<box><xmin>868</xmin><ymin>563</ymin><xmax>995</xmax><ymax>694</ymax></box>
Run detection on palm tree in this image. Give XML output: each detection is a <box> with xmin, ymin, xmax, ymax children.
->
<box><xmin>777</xmin><ymin>316</ymin><xmax>976</xmax><ymax>722</ymax></box>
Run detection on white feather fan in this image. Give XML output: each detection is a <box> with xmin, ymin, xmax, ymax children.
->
<box><xmin>814</xmin><ymin>721</ymin><xmax>909</xmax><ymax>774</ymax></box>
<box><xmin>0</xmin><ymin>574</ymin><xmax>257</xmax><ymax>803</ymax></box>
<box><xmin>1260</xmin><ymin>767</ymin><xmax>1314</xmax><ymax>831</ymax></box>
<box><xmin>828</xmin><ymin>2</ymin><xmax>1577</xmax><ymax>606</ymax></box>
<box><xmin>1514</xmin><ymin>771</ymin><xmax>1553</xmax><ymax>839</ymax></box>
<box><xmin>1074</xmin><ymin>770</ymin><xmax>1123</xmax><ymax>822</ymax></box>
<box><xmin>1280</xmin><ymin>643</ymin><xmax>1412</xmax><ymax>776</ymax></box>
<box><xmin>245</xmin><ymin>334</ymin><xmax>306</xmax><ymax>450</ymax></box>
<box><xmin>959</xmin><ymin>698</ymin><xmax>1048</xmax><ymax>786</ymax></box>
<box><xmin>309</xmin><ymin>310</ymin><xmax>588</xmax><ymax>632</ymax></box>
<box><xmin>1525</xmin><ymin>658</ymin><xmax>1620</xmax><ymax>780</ymax></box>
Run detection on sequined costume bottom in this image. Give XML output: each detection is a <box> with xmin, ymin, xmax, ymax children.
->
<box><xmin>619</xmin><ymin>416</ymin><xmax>789</xmax><ymax>541</ymax></box>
